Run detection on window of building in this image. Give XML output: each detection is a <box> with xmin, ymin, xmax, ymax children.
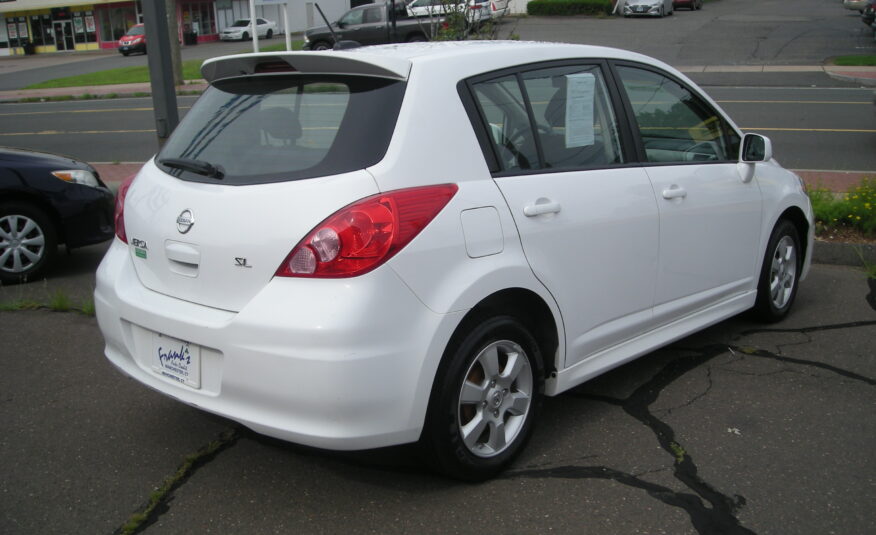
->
<box><xmin>72</xmin><ymin>11</ymin><xmax>98</xmax><ymax>43</ymax></box>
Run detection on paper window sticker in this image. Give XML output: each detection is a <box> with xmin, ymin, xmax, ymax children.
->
<box><xmin>564</xmin><ymin>73</ymin><xmax>596</xmax><ymax>148</ymax></box>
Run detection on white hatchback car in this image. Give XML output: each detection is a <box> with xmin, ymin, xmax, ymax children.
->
<box><xmin>96</xmin><ymin>41</ymin><xmax>813</xmax><ymax>480</ymax></box>
<box><xmin>219</xmin><ymin>18</ymin><xmax>277</xmax><ymax>41</ymax></box>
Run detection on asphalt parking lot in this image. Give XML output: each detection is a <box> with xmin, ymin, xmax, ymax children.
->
<box><xmin>1</xmin><ymin>244</ymin><xmax>874</xmax><ymax>534</ymax></box>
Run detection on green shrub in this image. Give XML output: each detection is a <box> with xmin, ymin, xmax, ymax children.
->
<box><xmin>808</xmin><ymin>178</ymin><xmax>876</xmax><ymax>237</ymax></box>
<box><xmin>527</xmin><ymin>0</ymin><xmax>613</xmax><ymax>16</ymax></box>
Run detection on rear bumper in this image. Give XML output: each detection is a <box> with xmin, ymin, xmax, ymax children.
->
<box><xmin>94</xmin><ymin>239</ymin><xmax>464</xmax><ymax>450</ymax></box>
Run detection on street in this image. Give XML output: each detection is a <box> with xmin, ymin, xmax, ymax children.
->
<box><xmin>1</xmin><ymin>86</ymin><xmax>874</xmax><ymax>171</ymax></box>
<box><xmin>1</xmin><ymin>261</ymin><xmax>874</xmax><ymax>534</ymax></box>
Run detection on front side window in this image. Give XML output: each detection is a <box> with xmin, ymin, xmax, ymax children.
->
<box><xmin>616</xmin><ymin>65</ymin><xmax>740</xmax><ymax>163</ymax></box>
<box><xmin>157</xmin><ymin>75</ymin><xmax>405</xmax><ymax>185</ymax></box>
<box><xmin>339</xmin><ymin>9</ymin><xmax>364</xmax><ymax>26</ymax></box>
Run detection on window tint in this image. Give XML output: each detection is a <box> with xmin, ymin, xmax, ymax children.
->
<box><xmin>472</xmin><ymin>75</ymin><xmax>539</xmax><ymax>172</ymax></box>
<box><xmin>520</xmin><ymin>65</ymin><xmax>624</xmax><ymax>169</ymax></box>
<box><xmin>616</xmin><ymin>66</ymin><xmax>740</xmax><ymax>163</ymax></box>
<box><xmin>157</xmin><ymin>75</ymin><xmax>405</xmax><ymax>185</ymax></box>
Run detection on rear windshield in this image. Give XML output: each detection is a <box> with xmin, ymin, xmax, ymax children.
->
<box><xmin>157</xmin><ymin>75</ymin><xmax>405</xmax><ymax>185</ymax></box>
<box><xmin>230</xmin><ymin>20</ymin><xmax>250</xmax><ymax>27</ymax></box>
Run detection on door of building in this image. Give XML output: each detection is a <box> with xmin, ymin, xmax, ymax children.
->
<box><xmin>53</xmin><ymin>21</ymin><xmax>74</xmax><ymax>50</ymax></box>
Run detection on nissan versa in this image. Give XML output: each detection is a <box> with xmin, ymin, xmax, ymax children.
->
<box><xmin>95</xmin><ymin>42</ymin><xmax>813</xmax><ymax>480</ymax></box>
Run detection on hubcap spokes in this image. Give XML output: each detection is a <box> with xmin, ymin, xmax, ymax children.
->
<box><xmin>769</xmin><ymin>236</ymin><xmax>797</xmax><ymax>309</ymax></box>
<box><xmin>0</xmin><ymin>215</ymin><xmax>46</xmax><ymax>274</ymax></box>
<box><xmin>458</xmin><ymin>340</ymin><xmax>533</xmax><ymax>458</ymax></box>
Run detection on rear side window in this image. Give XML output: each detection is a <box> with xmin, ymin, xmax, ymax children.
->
<box><xmin>469</xmin><ymin>63</ymin><xmax>625</xmax><ymax>174</ymax></box>
<box><xmin>157</xmin><ymin>75</ymin><xmax>405</xmax><ymax>185</ymax></box>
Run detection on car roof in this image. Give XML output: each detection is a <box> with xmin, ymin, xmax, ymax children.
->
<box><xmin>201</xmin><ymin>41</ymin><xmax>672</xmax><ymax>84</ymax></box>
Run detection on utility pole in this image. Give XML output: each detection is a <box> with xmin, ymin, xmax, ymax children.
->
<box><xmin>142</xmin><ymin>0</ymin><xmax>180</xmax><ymax>147</ymax></box>
<box><xmin>166</xmin><ymin>0</ymin><xmax>183</xmax><ymax>86</ymax></box>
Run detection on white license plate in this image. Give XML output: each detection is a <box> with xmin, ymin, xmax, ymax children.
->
<box><xmin>152</xmin><ymin>333</ymin><xmax>201</xmax><ymax>389</ymax></box>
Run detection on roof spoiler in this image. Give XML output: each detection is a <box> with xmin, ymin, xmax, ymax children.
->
<box><xmin>200</xmin><ymin>53</ymin><xmax>411</xmax><ymax>83</ymax></box>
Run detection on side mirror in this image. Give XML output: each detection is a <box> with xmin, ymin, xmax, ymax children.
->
<box><xmin>336</xmin><ymin>20</ymin><xmax>345</xmax><ymax>28</ymax></box>
<box><xmin>740</xmin><ymin>133</ymin><xmax>772</xmax><ymax>163</ymax></box>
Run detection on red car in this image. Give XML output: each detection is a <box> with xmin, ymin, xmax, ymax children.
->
<box><xmin>673</xmin><ymin>0</ymin><xmax>702</xmax><ymax>9</ymax></box>
<box><xmin>118</xmin><ymin>24</ymin><xmax>146</xmax><ymax>56</ymax></box>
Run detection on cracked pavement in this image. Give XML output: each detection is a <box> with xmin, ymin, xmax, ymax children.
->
<box><xmin>1</xmin><ymin>253</ymin><xmax>874</xmax><ymax>534</ymax></box>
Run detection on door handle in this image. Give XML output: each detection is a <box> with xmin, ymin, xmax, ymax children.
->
<box><xmin>523</xmin><ymin>200</ymin><xmax>561</xmax><ymax>217</ymax></box>
<box><xmin>662</xmin><ymin>185</ymin><xmax>687</xmax><ymax>200</ymax></box>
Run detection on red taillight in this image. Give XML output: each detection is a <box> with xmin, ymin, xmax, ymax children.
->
<box><xmin>275</xmin><ymin>184</ymin><xmax>458</xmax><ymax>278</ymax></box>
<box><xmin>114</xmin><ymin>173</ymin><xmax>137</xmax><ymax>243</ymax></box>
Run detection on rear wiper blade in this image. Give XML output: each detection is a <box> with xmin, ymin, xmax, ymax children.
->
<box><xmin>160</xmin><ymin>158</ymin><xmax>224</xmax><ymax>179</ymax></box>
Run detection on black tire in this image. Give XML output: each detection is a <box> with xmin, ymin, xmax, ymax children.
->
<box><xmin>752</xmin><ymin>219</ymin><xmax>802</xmax><ymax>322</ymax></box>
<box><xmin>311</xmin><ymin>40</ymin><xmax>331</xmax><ymax>51</ymax></box>
<box><xmin>0</xmin><ymin>202</ymin><xmax>57</xmax><ymax>285</ymax></box>
<box><xmin>266</xmin><ymin>29</ymin><xmax>273</xmax><ymax>39</ymax></box>
<box><xmin>406</xmin><ymin>33</ymin><xmax>427</xmax><ymax>43</ymax></box>
<box><xmin>121</xmin><ymin>51</ymin><xmax>129</xmax><ymax>56</ymax></box>
<box><xmin>242</xmin><ymin>32</ymin><xmax>249</xmax><ymax>41</ymax></box>
<box><xmin>421</xmin><ymin>315</ymin><xmax>544</xmax><ymax>481</ymax></box>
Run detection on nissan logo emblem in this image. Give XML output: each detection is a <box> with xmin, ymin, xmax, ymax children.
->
<box><xmin>176</xmin><ymin>210</ymin><xmax>195</xmax><ymax>234</ymax></box>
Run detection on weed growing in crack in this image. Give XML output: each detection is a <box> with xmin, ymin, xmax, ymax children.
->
<box><xmin>115</xmin><ymin>428</ymin><xmax>241</xmax><ymax>535</ymax></box>
<box><xmin>49</xmin><ymin>290</ymin><xmax>72</xmax><ymax>312</ymax></box>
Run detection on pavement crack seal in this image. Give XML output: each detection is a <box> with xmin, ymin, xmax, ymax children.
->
<box><xmin>510</xmin><ymin>346</ymin><xmax>755</xmax><ymax>535</ymax></box>
<box><xmin>113</xmin><ymin>427</ymin><xmax>242</xmax><ymax>535</ymax></box>
<box><xmin>507</xmin><ymin>320</ymin><xmax>876</xmax><ymax>534</ymax></box>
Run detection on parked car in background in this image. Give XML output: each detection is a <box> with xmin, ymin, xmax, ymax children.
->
<box><xmin>96</xmin><ymin>41</ymin><xmax>813</xmax><ymax>481</ymax></box>
<box><xmin>844</xmin><ymin>0</ymin><xmax>868</xmax><ymax>12</ymax></box>
<box><xmin>862</xmin><ymin>0</ymin><xmax>876</xmax><ymax>27</ymax></box>
<box><xmin>1</xmin><ymin>147</ymin><xmax>114</xmax><ymax>284</ymax></box>
<box><xmin>220</xmin><ymin>18</ymin><xmax>277</xmax><ymax>41</ymax></box>
<box><xmin>304</xmin><ymin>2</ymin><xmax>433</xmax><ymax>50</ymax></box>
<box><xmin>672</xmin><ymin>0</ymin><xmax>702</xmax><ymax>10</ymax></box>
<box><xmin>623</xmin><ymin>0</ymin><xmax>674</xmax><ymax>17</ymax></box>
<box><xmin>406</xmin><ymin>0</ymin><xmax>490</xmax><ymax>24</ymax></box>
<box><xmin>118</xmin><ymin>24</ymin><xmax>146</xmax><ymax>56</ymax></box>
<box><xmin>490</xmin><ymin>0</ymin><xmax>509</xmax><ymax>18</ymax></box>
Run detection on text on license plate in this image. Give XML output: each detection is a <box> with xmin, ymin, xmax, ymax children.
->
<box><xmin>152</xmin><ymin>333</ymin><xmax>201</xmax><ymax>389</ymax></box>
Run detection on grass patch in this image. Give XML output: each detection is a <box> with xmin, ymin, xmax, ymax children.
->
<box><xmin>25</xmin><ymin>59</ymin><xmax>204</xmax><ymax>89</ymax></box>
<box><xmin>807</xmin><ymin>177</ymin><xmax>876</xmax><ymax>238</ymax></box>
<box><xmin>832</xmin><ymin>55</ymin><xmax>876</xmax><ymax>67</ymax></box>
<box><xmin>0</xmin><ymin>300</ymin><xmax>41</xmax><ymax>311</ymax></box>
<box><xmin>251</xmin><ymin>40</ymin><xmax>304</xmax><ymax>52</ymax></box>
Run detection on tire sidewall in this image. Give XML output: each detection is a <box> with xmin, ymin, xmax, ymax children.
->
<box><xmin>754</xmin><ymin>219</ymin><xmax>801</xmax><ymax>321</ymax></box>
<box><xmin>423</xmin><ymin>315</ymin><xmax>544</xmax><ymax>481</ymax></box>
<box><xmin>0</xmin><ymin>202</ymin><xmax>57</xmax><ymax>284</ymax></box>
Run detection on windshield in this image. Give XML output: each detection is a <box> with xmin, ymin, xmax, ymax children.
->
<box><xmin>230</xmin><ymin>20</ymin><xmax>251</xmax><ymax>27</ymax></box>
<box><xmin>125</xmin><ymin>26</ymin><xmax>145</xmax><ymax>36</ymax></box>
<box><xmin>157</xmin><ymin>74</ymin><xmax>405</xmax><ymax>185</ymax></box>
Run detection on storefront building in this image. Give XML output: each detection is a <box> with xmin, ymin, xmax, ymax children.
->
<box><xmin>0</xmin><ymin>0</ymin><xmax>351</xmax><ymax>56</ymax></box>
<box><xmin>0</xmin><ymin>0</ymin><xmax>226</xmax><ymax>55</ymax></box>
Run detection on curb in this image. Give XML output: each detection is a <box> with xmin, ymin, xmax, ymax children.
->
<box><xmin>825</xmin><ymin>70</ymin><xmax>876</xmax><ymax>87</ymax></box>
<box><xmin>812</xmin><ymin>241</ymin><xmax>876</xmax><ymax>267</ymax></box>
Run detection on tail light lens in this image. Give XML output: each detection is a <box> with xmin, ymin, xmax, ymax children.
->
<box><xmin>114</xmin><ymin>173</ymin><xmax>137</xmax><ymax>243</ymax></box>
<box><xmin>276</xmin><ymin>184</ymin><xmax>458</xmax><ymax>278</ymax></box>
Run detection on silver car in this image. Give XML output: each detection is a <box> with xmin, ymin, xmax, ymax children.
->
<box><xmin>623</xmin><ymin>0</ymin><xmax>674</xmax><ymax>17</ymax></box>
